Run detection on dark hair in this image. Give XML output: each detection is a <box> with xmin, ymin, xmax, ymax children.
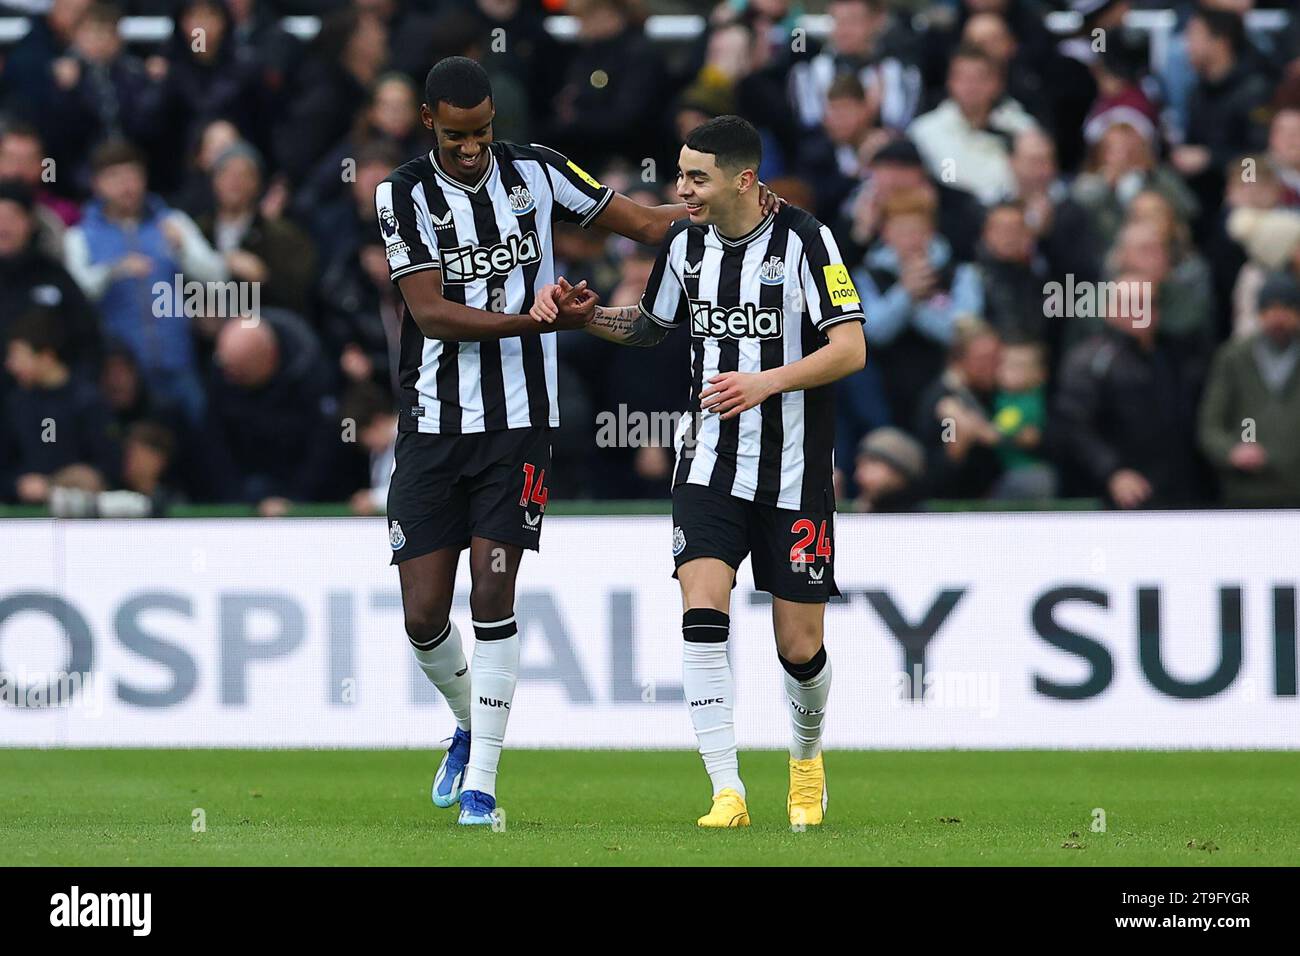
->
<box><xmin>83</xmin><ymin>2</ymin><xmax>123</xmax><ymax>27</ymax></box>
<box><xmin>1191</xmin><ymin>6</ymin><xmax>1245</xmax><ymax>57</ymax></box>
<box><xmin>827</xmin><ymin>73</ymin><xmax>866</xmax><ymax>102</ymax></box>
<box><xmin>0</xmin><ymin>120</ymin><xmax>42</xmax><ymax>145</ymax></box>
<box><xmin>354</xmin><ymin>140</ymin><xmax>405</xmax><ymax>172</ymax></box>
<box><xmin>126</xmin><ymin>421</ymin><xmax>177</xmax><ymax>459</ymax></box>
<box><xmin>7</xmin><ymin>308</ymin><xmax>69</xmax><ymax>360</ymax></box>
<box><xmin>951</xmin><ymin>42</ymin><xmax>999</xmax><ymax>72</ymax></box>
<box><xmin>90</xmin><ymin>138</ymin><xmax>147</xmax><ymax>174</ymax></box>
<box><xmin>424</xmin><ymin>56</ymin><xmax>493</xmax><ymax>111</ymax></box>
<box><xmin>684</xmin><ymin>115</ymin><xmax>762</xmax><ymax>175</ymax></box>
<box><xmin>0</xmin><ymin>179</ymin><xmax>35</xmax><ymax>213</ymax></box>
<box><xmin>314</xmin><ymin>9</ymin><xmax>364</xmax><ymax>65</ymax></box>
<box><xmin>341</xmin><ymin>381</ymin><xmax>396</xmax><ymax>430</ymax></box>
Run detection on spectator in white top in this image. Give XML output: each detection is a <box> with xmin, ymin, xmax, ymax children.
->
<box><xmin>789</xmin><ymin>0</ymin><xmax>922</xmax><ymax>133</ymax></box>
<box><xmin>907</xmin><ymin>43</ymin><xmax>1038</xmax><ymax>206</ymax></box>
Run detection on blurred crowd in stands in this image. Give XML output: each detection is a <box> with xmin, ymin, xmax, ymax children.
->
<box><xmin>1</xmin><ymin>0</ymin><xmax>1299</xmax><ymax>515</ymax></box>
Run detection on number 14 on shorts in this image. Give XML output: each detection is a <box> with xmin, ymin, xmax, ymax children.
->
<box><xmin>790</xmin><ymin>518</ymin><xmax>831</xmax><ymax>572</ymax></box>
<box><xmin>519</xmin><ymin>463</ymin><xmax>549</xmax><ymax>511</ymax></box>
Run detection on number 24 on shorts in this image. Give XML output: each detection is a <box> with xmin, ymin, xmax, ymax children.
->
<box><xmin>790</xmin><ymin>518</ymin><xmax>831</xmax><ymax>564</ymax></box>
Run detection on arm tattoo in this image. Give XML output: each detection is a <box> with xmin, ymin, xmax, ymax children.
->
<box><xmin>588</xmin><ymin>305</ymin><xmax>668</xmax><ymax>347</ymax></box>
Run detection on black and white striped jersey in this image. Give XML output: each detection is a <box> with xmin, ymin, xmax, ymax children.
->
<box><xmin>375</xmin><ymin>141</ymin><xmax>613</xmax><ymax>434</ymax></box>
<box><xmin>639</xmin><ymin>205</ymin><xmax>865</xmax><ymax>511</ymax></box>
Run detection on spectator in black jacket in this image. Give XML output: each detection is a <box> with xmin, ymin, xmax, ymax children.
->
<box><xmin>43</xmin><ymin>2</ymin><xmax>169</xmax><ymax>193</ymax></box>
<box><xmin>197</xmin><ymin>142</ymin><xmax>317</xmax><ymax>319</ymax></box>
<box><xmin>798</xmin><ymin>73</ymin><xmax>889</xmax><ymax>224</ymax></box>
<box><xmin>1004</xmin><ymin>127</ymin><xmax>1101</xmax><ymax>286</ymax></box>
<box><xmin>274</xmin><ymin>7</ymin><xmax>389</xmax><ymax>186</ymax></box>
<box><xmin>1054</xmin><ymin>275</ymin><xmax>1208</xmax><ymax>508</ymax></box>
<box><xmin>317</xmin><ymin>235</ymin><xmax>400</xmax><ymax>394</ymax></box>
<box><xmin>0</xmin><ymin>0</ymin><xmax>90</xmax><ymax>135</ymax></box>
<box><xmin>1171</xmin><ymin>7</ymin><xmax>1273</xmax><ymax>232</ymax></box>
<box><xmin>2</xmin><ymin>309</ymin><xmax>118</xmax><ymax>504</ymax></box>
<box><xmin>914</xmin><ymin>317</ymin><xmax>1004</xmax><ymax>500</ymax></box>
<box><xmin>142</xmin><ymin>0</ymin><xmax>264</xmax><ymax>192</ymax></box>
<box><xmin>839</xmin><ymin>137</ymin><xmax>985</xmax><ymax>264</ymax></box>
<box><xmin>0</xmin><ymin>183</ymin><xmax>101</xmax><ymax>389</ymax></box>
<box><xmin>290</xmin><ymin>73</ymin><xmax>426</xmax><ymax>229</ymax></box>
<box><xmin>975</xmin><ymin>201</ymin><xmax>1050</xmax><ymax>346</ymax></box>
<box><xmin>539</xmin><ymin>0</ymin><xmax>665</xmax><ymax>171</ymax></box>
<box><xmin>200</xmin><ymin>310</ymin><xmax>338</xmax><ymax>511</ymax></box>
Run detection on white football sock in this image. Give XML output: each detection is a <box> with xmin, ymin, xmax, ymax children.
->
<box><xmin>682</xmin><ymin>608</ymin><xmax>744</xmax><ymax>799</ymax></box>
<box><xmin>782</xmin><ymin>649</ymin><xmax>831</xmax><ymax>760</ymax></box>
<box><xmin>410</xmin><ymin>619</ymin><xmax>472</xmax><ymax>732</ymax></box>
<box><xmin>462</xmin><ymin>617</ymin><xmax>519</xmax><ymax>798</ymax></box>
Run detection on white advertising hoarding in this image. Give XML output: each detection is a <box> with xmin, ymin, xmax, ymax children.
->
<box><xmin>0</xmin><ymin>512</ymin><xmax>1296</xmax><ymax>748</ymax></box>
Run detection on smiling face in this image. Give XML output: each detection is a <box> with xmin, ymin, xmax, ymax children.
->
<box><xmin>425</xmin><ymin>96</ymin><xmax>495</xmax><ymax>183</ymax></box>
<box><xmin>676</xmin><ymin>145</ymin><xmax>751</xmax><ymax>226</ymax></box>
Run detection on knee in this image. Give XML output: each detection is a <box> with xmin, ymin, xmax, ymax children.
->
<box><xmin>404</xmin><ymin>599</ymin><xmax>450</xmax><ymax>645</ymax></box>
<box><xmin>776</xmin><ymin>628</ymin><xmax>823</xmax><ymax>665</ymax></box>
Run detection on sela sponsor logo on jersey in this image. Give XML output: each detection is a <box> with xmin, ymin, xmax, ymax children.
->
<box><xmin>508</xmin><ymin>185</ymin><xmax>536</xmax><ymax>215</ymax></box>
<box><xmin>822</xmin><ymin>264</ymin><xmax>861</xmax><ymax>307</ymax></box>
<box><xmin>759</xmin><ymin>255</ymin><xmax>785</xmax><ymax>285</ymax></box>
<box><xmin>689</xmin><ymin>299</ymin><xmax>783</xmax><ymax>340</ymax></box>
<box><xmin>440</xmin><ymin>231</ymin><xmax>541</xmax><ymax>284</ymax></box>
<box><xmin>389</xmin><ymin>520</ymin><xmax>406</xmax><ymax>550</ymax></box>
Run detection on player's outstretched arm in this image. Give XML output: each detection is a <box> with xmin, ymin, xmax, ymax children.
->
<box><xmin>398</xmin><ymin>269</ymin><xmax>593</xmax><ymax>341</ymax></box>
<box><xmin>701</xmin><ymin>322</ymin><xmax>867</xmax><ymax>420</ymax></box>
<box><xmin>592</xmin><ymin>187</ymin><xmax>784</xmax><ymax>246</ymax></box>
<box><xmin>530</xmin><ymin>279</ymin><xmax>662</xmax><ymax>347</ymax></box>
<box><xmin>584</xmin><ymin>304</ymin><xmax>669</xmax><ymax>348</ymax></box>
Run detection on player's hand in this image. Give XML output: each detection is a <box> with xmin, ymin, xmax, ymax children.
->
<box><xmin>757</xmin><ymin>182</ymin><xmax>786</xmax><ymax>216</ymax></box>
<box><xmin>700</xmin><ymin>370</ymin><xmax>777</xmax><ymax>420</ymax></box>
<box><xmin>552</xmin><ymin>277</ymin><xmax>599</xmax><ymax>330</ymax></box>
<box><xmin>530</xmin><ymin>279</ymin><xmax>564</xmax><ymax>323</ymax></box>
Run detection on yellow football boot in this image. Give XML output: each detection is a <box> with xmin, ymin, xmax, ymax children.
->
<box><xmin>788</xmin><ymin>753</ymin><xmax>827</xmax><ymax>826</ymax></box>
<box><xmin>697</xmin><ymin>788</ymin><xmax>751</xmax><ymax>828</ymax></box>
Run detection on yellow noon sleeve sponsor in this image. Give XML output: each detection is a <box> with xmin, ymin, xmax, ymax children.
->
<box><xmin>566</xmin><ymin>159</ymin><xmax>603</xmax><ymax>190</ymax></box>
<box><xmin>822</xmin><ymin>264</ymin><xmax>860</xmax><ymax>306</ymax></box>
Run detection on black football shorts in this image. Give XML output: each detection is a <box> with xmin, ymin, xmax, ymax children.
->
<box><xmin>670</xmin><ymin>482</ymin><xmax>841</xmax><ymax>603</ymax></box>
<box><xmin>386</xmin><ymin>426</ymin><xmax>552</xmax><ymax>564</ymax></box>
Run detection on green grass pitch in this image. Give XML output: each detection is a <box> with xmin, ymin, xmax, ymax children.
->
<box><xmin>4</xmin><ymin>750</ymin><xmax>1298</xmax><ymax>866</ymax></box>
